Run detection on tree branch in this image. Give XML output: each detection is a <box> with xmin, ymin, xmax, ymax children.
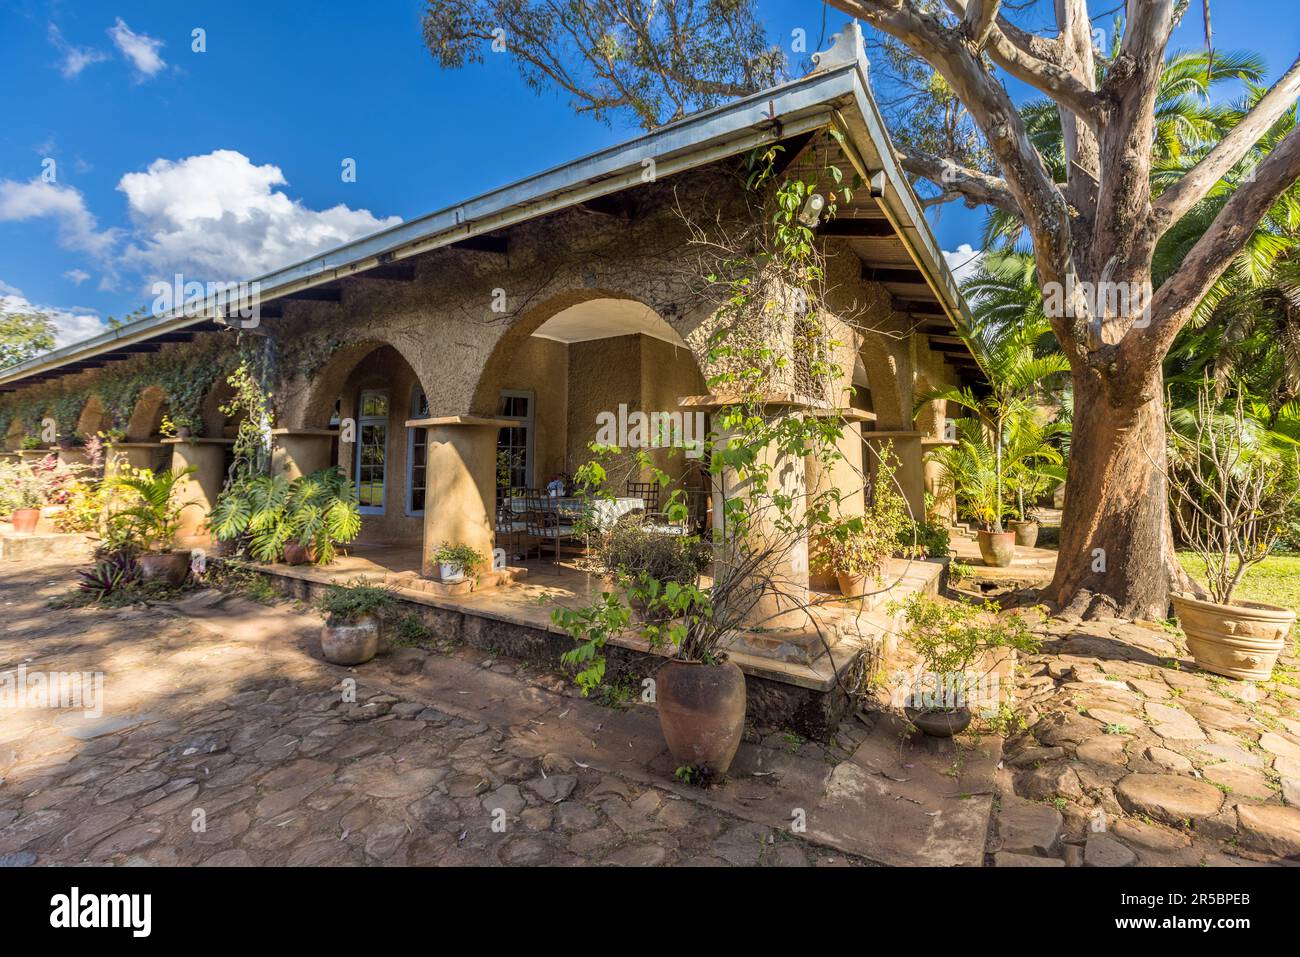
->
<box><xmin>942</xmin><ymin>0</ymin><xmax>1103</xmax><ymax>124</ymax></box>
<box><xmin>896</xmin><ymin>148</ymin><xmax>1020</xmax><ymax>214</ymax></box>
<box><xmin>1153</xmin><ymin>54</ymin><xmax>1300</xmax><ymax>230</ymax></box>
<box><xmin>962</xmin><ymin>0</ymin><xmax>1001</xmax><ymax>49</ymax></box>
<box><xmin>1138</xmin><ymin>124</ymin><xmax>1300</xmax><ymax>378</ymax></box>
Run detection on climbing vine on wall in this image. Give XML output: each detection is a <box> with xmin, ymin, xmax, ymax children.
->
<box><xmin>0</xmin><ymin>333</ymin><xmax>236</xmax><ymax>443</ymax></box>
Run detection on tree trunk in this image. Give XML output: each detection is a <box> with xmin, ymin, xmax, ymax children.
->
<box><xmin>1049</xmin><ymin>368</ymin><xmax>1183</xmax><ymax>620</ymax></box>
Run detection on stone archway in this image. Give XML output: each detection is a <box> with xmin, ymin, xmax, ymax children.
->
<box><xmin>274</xmin><ymin>338</ymin><xmax>434</xmax><ymax>551</ymax></box>
<box><xmin>76</xmin><ymin>395</ymin><xmax>110</xmax><ymax>439</ymax></box>
<box><xmin>125</xmin><ymin>386</ymin><xmax>169</xmax><ymax>442</ymax></box>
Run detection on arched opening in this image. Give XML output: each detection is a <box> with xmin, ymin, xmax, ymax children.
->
<box><xmin>121</xmin><ymin>386</ymin><xmax>172</xmax><ymax>472</ymax></box>
<box><xmin>76</xmin><ymin>395</ymin><xmax>110</xmax><ymax>440</ymax></box>
<box><xmin>126</xmin><ymin>386</ymin><xmax>170</xmax><ymax>441</ymax></box>
<box><xmin>303</xmin><ymin>340</ymin><xmax>431</xmax><ymax>546</ymax></box>
<box><xmin>472</xmin><ymin>296</ymin><xmax>708</xmax><ymax>512</ymax></box>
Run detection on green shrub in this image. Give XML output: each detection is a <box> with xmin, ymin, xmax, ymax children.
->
<box><xmin>316</xmin><ymin>580</ymin><xmax>396</xmax><ymax>624</ymax></box>
<box><xmin>599</xmin><ymin>521</ymin><xmax>710</xmax><ymax>586</ymax></box>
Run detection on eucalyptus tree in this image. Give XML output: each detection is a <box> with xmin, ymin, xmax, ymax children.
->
<box><xmin>819</xmin><ymin>0</ymin><xmax>1300</xmax><ymax>617</ymax></box>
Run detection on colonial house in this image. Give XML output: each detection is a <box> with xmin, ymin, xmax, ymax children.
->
<box><xmin>0</xmin><ymin>25</ymin><xmax>982</xmax><ymax>732</ymax></box>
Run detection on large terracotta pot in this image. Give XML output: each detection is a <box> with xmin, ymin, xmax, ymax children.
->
<box><xmin>1171</xmin><ymin>592</ymin><xmax>1295</xmax><ymax>681</ymax></box>
<box><xmin>283</xmin><ymin>541</ymin><xmax>316</xmax><ymax>566</ymax></box>
<box><xmin>138</xmin><ymin>550</ymin><xmax>190</xmax><ymax>586</ymax></box>
<box><xmin>836</xmin><ymin>565</ymin><xmax>883</xmax><ymax>599</ymax></box>
<box><xmin>1008</xmin><ymin>519</ymin><xmax>1039</xmax><ymax>548</ymax></box>
<box><xmin>905</xmin><ymin>706</ymin><xmax>973</xmax><ymax>738</ymax></box>
<box><xmin>10</xmin><ymin>508</ymin><xmax>40</xmax><ymax>535</ymax></box>
<box><xmin>320</xmin><ymin>616</ymin><xmax>380</xmax><ymax>665</ymax></box>
<box><xmin>976</xmin><ymin>530</ymin><xmax>1016</xmax><ymax>567</ymax></box>
<box><xmin>656</xmin><ymin>659</ymin><xmax>746</xmax><ymax>777</ymax></box>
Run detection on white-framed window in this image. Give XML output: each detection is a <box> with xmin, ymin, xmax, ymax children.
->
<box><xmin>406</xmin><ymin>387</ymin><xmax>429</xmax><ymax>515</ymax></box>
<box><xmin>355</xmin><ymin>390</ymin><xmax>389</xmax><ymax>514</ymax></box>
<box><xmin>496</xmin><ymin>390</ymin><xmax>534</xmax><ymax>491</ymax></box>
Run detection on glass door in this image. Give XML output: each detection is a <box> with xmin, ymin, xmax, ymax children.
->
<box><xmin>355</xmin><ymin>390</ymin><xmax>389</xmax><ymax>514</ymax></box>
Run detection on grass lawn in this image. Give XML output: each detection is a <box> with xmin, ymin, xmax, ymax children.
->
<box><xmin>1178</xmin><ymin>552</ymin><xmax>1300</xmax><ymax>617</ymax></box>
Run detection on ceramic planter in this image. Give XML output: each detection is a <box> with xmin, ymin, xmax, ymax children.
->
<box><xmin>656</xmin><ymin>659</ymin><xmax>746</xmax><ymax>777</ymax></box>
<box><xmin>138</xmin><ymin>550</ymin><xmax>191</xmax><ymax>586</ymax></box>
<box><xmin>905</xmin><ymin>706</ymin><xmax>973</xmax><ymax>737</ymax></box>
<box><xmin>320</xmin><ymin>616</ymin><xmax>380</xmax><ymax>665</ymax></box>
<box><xmin>1008</xmin><ymin>519</ymin><xmax>1039</xmax><ymax>548</ymax></box>
<box><xmin>835</xmin><ymin>565</ymin><xmax>883</xmax><ymax>599</ymax></box>
<box><xmin>1171</xmin><ymin>592</ymin><xmax>1295</xmax><ymax>681</ymax></box>
<box><xmin>283</xmin><ymin>541</ymin><xmax>316</xmax><ymax>566</ymax></box>
<box><xmin>439</xmin><ymin>562</ymin><xmax>466</xmax><ymax>583</ymax></box>
<box><xmin>976</xmin><ymin>530</ymin><xmax>1016</xmax><ymax>567</ymax></box>
<box><xmin>10</xmin><ymin>508</ymin><xmax>40</xmax><ymax>535</ymax></box>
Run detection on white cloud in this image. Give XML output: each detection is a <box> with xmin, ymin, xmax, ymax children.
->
<box><xmin>0</xmin><ymin>179</ymin><xmax>118</xmax><ymax>258</ymax></box>
<box><xmin>64</xmin><ymin>268</ymin><xmax>91</xmax><ymax>285</ymax></box>
<box><xmin>108</xmin><ymin>18</ymin><xmax>166</xmax><ymax>79</ymax></box>
<box><xmin>48</xmin><ymin>23</ymin><xmax>110</xmax><ymax>79</ymax></box>
<box><xmin>117</xmin><ymin>150</ymin><xmax>402</xmax><ymax>280</ymax></box>
<box><xmin>0</xmin><ymin>284</ymin><xmax>105</xmax><ymax>349</ymax></box>
<box><xmin>943</xmin><ymin>244</ymin><xmax>985</xmax><ymax>288</ymax></box>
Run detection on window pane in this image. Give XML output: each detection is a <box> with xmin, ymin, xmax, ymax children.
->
<box><xmin>361</xmin><ymin>393</ymin><xmax>389</xmax><ymax>418</ymax></box>
<box><xmin>356</xmin><ymin>415</ymin><xmax>386</xmax><ymax>510</ymax></box>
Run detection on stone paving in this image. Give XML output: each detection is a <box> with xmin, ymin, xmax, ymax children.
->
<box><xmin>6</xmin><ymin>556</ymin><xmax>1296</xmax><ymax>867</ymax></box>
<box><xmin>0</xmin><ymin>562</ymin><xmax>878</xmax><ymax>867</ymax></box>
<box><xmin>991</xmin><ymin>614</ymin><xmax>1300</xmax><ymax>866</ymax></box>
<box><xmin>3</xmin><ymin>559</ymin><xmax>1011</xmax><ymax>867</ymax></box>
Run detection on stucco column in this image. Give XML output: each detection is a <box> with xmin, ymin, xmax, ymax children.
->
<box><xmin>165</xmin><ymin>438</ymin><xmax>232</xmax><ymax>543</ymax></box>
<box><xmin>805</xmin><ymin>412</ymin><xmax>868</xmax><ymax>588</ymax></box>
<box><xmin>270</xmin><ymin>429</ymin><xmax>337</xmax><ymax>481</ymax></box>
<box><xmin>864</xmin><ymin>431</ymin><xmax>925</xmax><ymax>523</ymax></box>
<box><xmin>408</xmin><ymin>415</ymin><xmax>515</xmax><ymax>579</ymax></box>
<box><xmin>710</xmin><ymin>405</ymin><xmax>811</xmax><ymax>631</ymax></box>
<box><xmin>104</xmin><ymin>442</ymin><xmax>168</xmax><ymax>475</ymax></box>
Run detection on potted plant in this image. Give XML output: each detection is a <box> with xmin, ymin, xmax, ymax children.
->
<box><xmin>159</xmin><ymin>414</ymin><xmax>193</xmax><ymax>440</ymax></box>
<box><xmin>1003</xmin><ymin>411</ymin><xmax>1068</xmax><ymax>548</ymax></box>
<box><xmin>814</xmin><ymin>518</ymin><xmax>889</xmax><ymax>598</ymax></box>
<box><xmin>890</xmin><ymin>592</ymin><xmax>1040</xmax><ymax>737</ymax></box>
<box><xmin>209</xmin><ymin>467</ymin><xmax>361</xmax><ymax>565</ymax></box>
<box><xmin>315</xmin><ymin>580</ymin><xmax>396</xmax><ymax>665</ymax></box>
<box><xmin>1165</xmin><ymin>383</ymin><xmax>1299</xmax><ymax>680</ymax></box>
<box><xmin>929</xmin><ymin>420</ymin><xmax>1015</xmax><ymax>566</ymax></box>
<box><xmin>555</xmin><ymin>571</ymin><xmax>746</xmax><ymax>778</ymax></box>
<box><xmin>433</xmin><ymin>541</ymin><xmax>484</xmax><ymax>583</ymax></box>
<box><xmin>3</xmin><ymin>462</ymin><xmax>44</xmax><ymax>534</ymax></box>
<box><xmin>814</xmin><ymin>451</ymin><xmax>909</xmax><ymax>597</ymax></box>
<box><xmin>105</xmin><ymin>467</ymin><xmax>197</xmax><ymax>585</ymax></box>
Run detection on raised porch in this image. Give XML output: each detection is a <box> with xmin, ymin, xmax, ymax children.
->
<box><xmin>233</xmin><ymin>543</ymin><xmax>947</xmax><ymax>737</ymax></box>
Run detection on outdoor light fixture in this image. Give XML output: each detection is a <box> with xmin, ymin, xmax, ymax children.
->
<box><xmin>798</xmin><ymin>193</ymin><xmax>826</xmax><ymax>227</ymax></box>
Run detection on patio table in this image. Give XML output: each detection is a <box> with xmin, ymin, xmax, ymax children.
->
<box><xmin>507</xmin><ymin>495</ymin><xmax>647</xmax><ymax>530</ymax></box>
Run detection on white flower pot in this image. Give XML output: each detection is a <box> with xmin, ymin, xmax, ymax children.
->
<box><xmin>439</xmin><ymin>562</ymin><xmax>465</xmax><ymax>583</ymax></box>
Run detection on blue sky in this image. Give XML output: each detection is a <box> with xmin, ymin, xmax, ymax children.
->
<box><xmin>1</xmin><ymin>0</ymin><xmax>1296</xmax><ymax>347</ymax></box>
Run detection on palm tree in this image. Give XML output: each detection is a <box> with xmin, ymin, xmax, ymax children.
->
<box><xmin>919</xmin><ymin>310</ymin><xmax>1069</xmax><ymax>531</ymax></box>
<box><xmin>1158</xmin><ymin>88</ymin><xmax>1300</xmax><ymax>421</ymax></box>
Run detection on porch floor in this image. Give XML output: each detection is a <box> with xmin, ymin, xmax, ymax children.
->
<box><xmin>247</xmin><ymin>543</ymin><xmax>947</xmax><ymax>694</ymax></box>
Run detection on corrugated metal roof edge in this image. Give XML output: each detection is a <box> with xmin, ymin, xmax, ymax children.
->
<box><xmin>1</xmin><ymin>39</ymin><xmax>980</xmax><ymax>387</ymax></box>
